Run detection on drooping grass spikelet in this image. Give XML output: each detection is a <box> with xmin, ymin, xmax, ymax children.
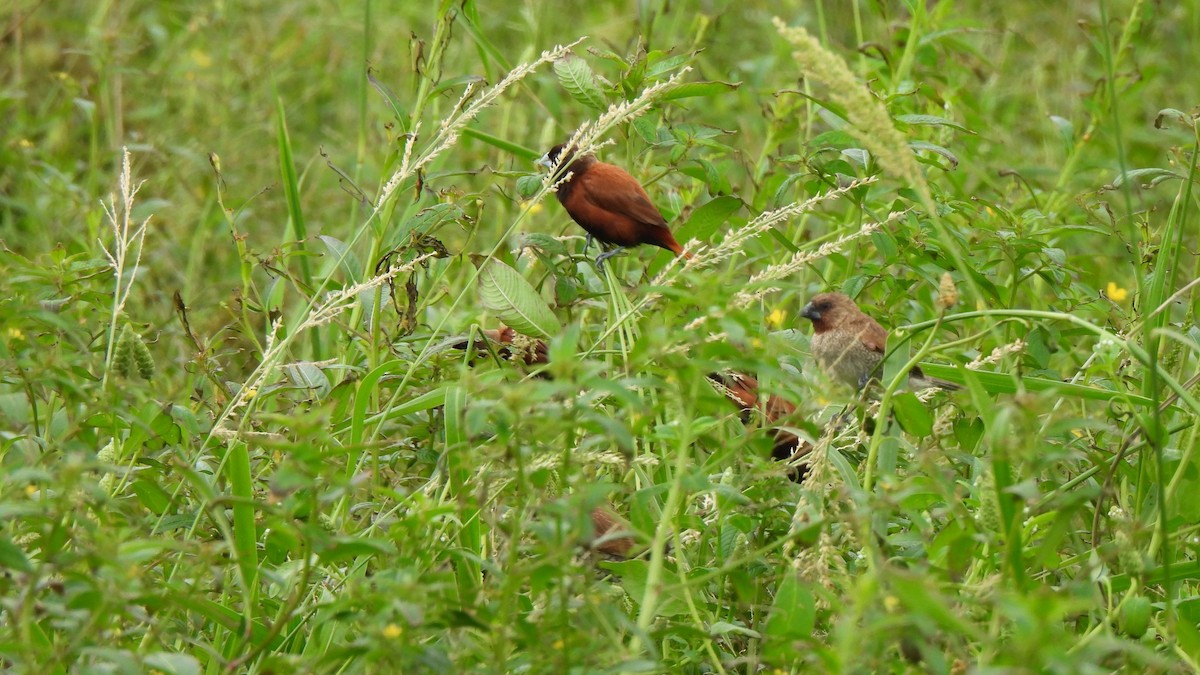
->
<box><xmin>773</xmin><ymin>18</ymin><xmax>932</xmax><ymax>209</ymax></box>
<box><xmin>377</xmin><ymin>39</ymin><xmax>586</xmax><ymax>212</ymax></box>
<box><xmin>731</xmin><ymin>210</ymin><xmax>905</xmax><ymax>308</ymax></box>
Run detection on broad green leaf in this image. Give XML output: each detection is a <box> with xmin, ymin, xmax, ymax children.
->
<box><xmin>909</xmin><ymin>141</ymin><xmax>959</xmax><ymax>169</ymax></box>
<box><xmin>893</xmin><ymin>392</ymin><xmax>934</xmax><ymax>436</ymax></box>
<box><xmin>0</xmin><ymin>535</ymin><xmax>32</xmax><ymax>573</ymax></box>
<box><xmin>475</xmin><ymin>257</ymin><xmax>560</xmax><ymax>338</ymax></box>
<box><xmin>554</xmin><ymin>55</ymin><xmax>606</xmax><ymax>111</ymax></box>
<box><xmin>315</xmin><ymin>537</ymin><xmax>396</xmax><ymax>565</ymax></box>
<box><xmin>317</xmin><ymin>235</ymin><xmax>362</xmax><ymax>283</ymax></box>
<box><xmin>463</xmin><ymin>127</ymin><xmax>537</xmax><ymax>159</ymax></box>
<box><xmin>679</xmin><ymin>195</ymin><xmax>741</xmax><ymax>243</ymax></box>
<box><xmin>143</xmin><ymin>653</ymin><xmax>201</xmax><ymax>675</ymax></box>
<box><xmin>895</xmin><ymin>114</ymin><xmax>976</xmax><ymax>134</ymax></box>
<box><xmin>763</xmin><ymin>573</ymin><xmax>814</xmax><ymax>663</ymax></box>
<box><xmin>919</xmin><ymin>363</ymin><xmax>1158</xmax><ymax>408</ymax></box>
<box><xmin>131</xmin><ymin>479</ymin><xmax>172</xmax><ymax>515</ymax></box>
<box><xmin>367</xmin><ymin>69</ymin><xmax>409</xmax><ymax>128</ymax></box>
<box><xmin>1108</xmin><ymin>167</ymin><xmax>1182</xmax><ymax>189</ymax></box>
<box><xmin>660</xmin><ymin>80</ymin><xmax>741</xmax><ymax>101</ymax></box>
<box><xmin>515</xmin><ymin>174</ymin><xmax>542</xmax><ymax>199</ymax></box>
<box><xmin>1155</xmin><ymin>108</ymin><xmax>1195</xmax><ymax>129</ymax></box>
<box><xmin>517</xmin><ymin>232</ymin><xmax>568</xmax><ymax>255</ymax></box>
<box><xmin>645</xmin><ymin>51</ymin><xmax>691</xmax><ymax>78</ymax></box>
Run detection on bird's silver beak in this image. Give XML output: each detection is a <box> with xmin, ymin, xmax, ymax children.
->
<box><xmin>535</xmin><ymin>153</ymin><xmax>552</xmax><ymax>169</ymax></box>
<box><xmin>800</xmin><ymin>303</ymin><xmax>820</xmax><ymax>321</ymax></box>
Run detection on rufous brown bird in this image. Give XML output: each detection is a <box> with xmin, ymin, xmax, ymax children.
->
<box><xmin>453</xmin><ymin>325</ymin><xmax>549</xmax><ymax>368</ymax></box>
<box><xmin>587</xmin><ymin>507</ymin><xmax>639</xmax><ymax>560</ymax></box>
<box><xmin>537</xmin><ymin>143</ymin><xmax>691</xmax><ymax>267</ymax></box>
<box><xmin>708</xmin><ymin>371</ymin><xmax>813</xmax><ymax>482</ymax></box>
<box><xmin>800</xmin><ymin>292</ymin><xmax>959</xmax><ymax>391</ymax></box>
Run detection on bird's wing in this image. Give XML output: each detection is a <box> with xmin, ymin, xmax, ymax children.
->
<box><xmin>852</xmin><ymin>315</ymin><xmax>890</xmax><ymax>354</ymax></box>
<box><xmin>581</xmin><ymin>163</ymin><xmax>670</xmax><ymax>229</ymax></box>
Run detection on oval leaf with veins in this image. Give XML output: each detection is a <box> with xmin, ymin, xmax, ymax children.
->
<box><xmin>475</xmin><ymin>257</ymin><xmax>560</xmax><ymax>339</ymax></box>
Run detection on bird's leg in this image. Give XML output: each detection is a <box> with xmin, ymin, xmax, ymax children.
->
<box><xmin>594</xmin><ymin>246</ymin><xmax>626</xmax><ymax>269</ymax></box>
<box><xmin>584</xmin><ymin>233</ymin><xmax>593</xmax><ymax>252</ymax></box>
<box><xmin>857</xmin><ymin>372</ymin><xmax>873</xmax><ymax>390</ymax></box>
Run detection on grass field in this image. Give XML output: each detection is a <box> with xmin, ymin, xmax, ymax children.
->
<box><xmin>3</xmin><ymin>0</ymin><xmax>1200</xmax><ymax>671</ymax></box>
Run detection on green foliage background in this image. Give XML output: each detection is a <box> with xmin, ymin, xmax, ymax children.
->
<box><xmin>3</xmin><ymin>0</ymin><xmax>1200</xmax><ymax>672</ymax></box>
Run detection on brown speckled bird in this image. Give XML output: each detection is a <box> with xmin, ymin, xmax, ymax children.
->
<box><xmin>537</xmin><ymin>143</ymin><xmax>691</xmax><ymax>267</ymax></box>
<box><xmin>800</xmin><ymin>292</ymin><xmax>958</xmax><ymax>391</ymax></box>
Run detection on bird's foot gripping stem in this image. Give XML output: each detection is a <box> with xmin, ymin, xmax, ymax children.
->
<box><xmin>594</xmin><ymin>246</ymin><xmax>626</xmax><ymax>270</ymax></box>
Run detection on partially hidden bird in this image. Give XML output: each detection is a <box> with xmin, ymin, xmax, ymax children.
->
<box><xmin>537</xmin><ymin>143</ymin><xmax>691</xmax><ymax>267</ymax></box>
<box><xmin>588</xmin><ymin>507</ymin><xmax>639</xmax><ymax>560</ymax></box>
<box><xmin>462</xmin><ymin>325</ymin><xmax>549</xmax><ymax>367</ymax></box>
<box><xmin>800</xmin><ymin>292</ymin><xmax>959</xmax><ymax>391</ymax></box>
<box><xmin>708</xmin><ymin>371</ymin><xmax>813</xmax><ymax>482</ymax></box>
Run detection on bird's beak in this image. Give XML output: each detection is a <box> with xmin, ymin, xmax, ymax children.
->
<box><xmin>800</xmin><ymin>303</ymin><xmax>820</xmax><ymax>321</ymax></box>
<box><xmin>535</xmin><ymin>153</ymin><xmax>552</xmax><ymax>170</ymax></box>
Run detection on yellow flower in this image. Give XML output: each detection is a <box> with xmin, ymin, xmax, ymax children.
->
<box><xmin>383</xmin><ymin>623</ymin><xmax>402</xmax><ymax>638</ymax></box>
<box><xmin>1106</xmin><ymin>282</ymin><xmax>1129</xmax><ymax>302</ymax></box>
<box><xmin>884</xmin><ymin>595</ymin><xmax>900</xmax><ymax>612</ymax></box>
<box><xmin>751</xmin><ymin>338</ymin><xmax>763</xmax><ymax>349</ymax></box>
<box><xmin>767</xmin><ymin>308</ymin><xmax>787</xmax><ymax>327</ymax></box>
<box><xmin>190</xmin><ymin>48</ymin><xmax>213</xmax><ymax>68</ymax></box>
<box><xmin>520</xmin><ymin>200</ymin><xmax>544</xmax><ymax>215</ymax></box>
<box><xmin>7</xmin><ymin>327</ymin><xmax>23</xmax><ymax>339</ymax></box>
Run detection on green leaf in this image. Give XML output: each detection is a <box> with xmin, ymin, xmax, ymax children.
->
<box><xmin>1155</xmin><ymin>108</ymin><xmax>1195</xmax><ymax>130</ymax></box>
<box><xmin>131</xmin><ymin>479</ymin><xmax>173</xmax><ymax>515</ymax></box>
<box><xmin>317</xmin><ymin>235</ymin><xmax>362</xmax><ymax>283</ymax></box>
<box><xmin>368</xmin><ymin>69</ymin><xmax>409</xmax><ymax>128</ymax></box>
<box><xmin>554</xmin><ymin>55</ymin><xmax>607</xmax><ymax>110</ymax></box>
<box><xmin>143</xmin><ymin>653</ymin><xmax>201</xmax><ymax>675</ymax></box>
<box><xmin>895</xmin><ymin>114</ymin><xmax>976</xmax><ymax>134</ymax></box>
<box><xmin>679</xmin><ymin>195</ymin><xmax>742</xmax><ymax>243</ymax></box>
<box><xmin>515</xmin><ymin>174</ymin><xmax>542</xmax><ymax>199</ymax></box>
<box><xmin>315</xmin><ymin>537</ymin><xmax>396</xmax><ymax>565</ymax></box>
<box><xmin>431</xmin><ymin>74</ymin><xmax>487</xmax><ymax>98</ymax></box>
<box><xmin>0</xmin><ymin>535</ymin><xmax>33</xmax><ymax>573</ymax></box>
<box><xmin>893</xmin><ymin>392</ymin><xmax>934</xmax><ymax>436</ymax></box>
<box><xmin>474</xmin><ymin>257</ymin><xmax>560</xmax><ymax>339</ymax></box>
<box><xmin>463</xmin><ymin>127</ymin><xmax>537</xmax><ymax>160</ymax></box>
<box><xmin>918</xmin><ymin>363</ymin><xmax>1159</xmax><ymax>408</ymax></box>
<box><xmin>644</xmin><ymin>51</ymin><xmax>691</xmax><ymax>79</ymax></box>
<box><xmin>909</xmin><ymin>141</ymin><xmax>959</xmax><ymax>169</ymax></box>
<box><xmin>763</xmin><ymin>573</ymin><xmax>814</xmax><ymax>662</ymax></box>
<box><xmin>517</xmin><ymin>232</ymin><xmax>568</xmax><ymax>255</ymax></box>
<box><xmin>660</xmin><ymin>80</ymin><xmax>741</xmax><ymax>101</ymax></box>
<box><xmin>1108</xmin><ymin>167</ymin><xmax>1183</xmax><ymax>189</ymax></box>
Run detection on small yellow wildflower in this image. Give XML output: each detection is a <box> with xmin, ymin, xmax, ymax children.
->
<box><xmin>190</xmin><ymin>49</ymin><xmax>213</xmax><ymax>68</ymax></box>
<box><xmin>1106</xmin><ymin>282</ymin><xmax>1129</xmax><ymax>302</ymax></box>
<box><xmin>767</xmin><ymin>308</ymin><xmax>787</xmax><ymax>327</ymax></box>
<box><xmin>245</xmin><ymin>387</ymin><xmax>258</xmax><ymax>399</ymax></box>
<box><xmin>884</xmin><ymin>595</ymin><xmax>900</xmax><ymax>612</ymax></box>
<box><xmin>383</xmin><ymin>624</ymin><xmax>402</xmax><ymax>639</ymax></box>
<box><xmin>751</xmin><ymin>338</ymin><xmax>763</xmax><ymax>349</ymax></box>
<box><xmin>520</xmin><ymin>200</ymin><xmax>544</xmax><ymax>216</ymax></box>
<box><xmin>25</xmin><ymin>485</ymin><xmax>37</xmax><ymax>496</ymax></box>
<box><xmin>7</xmin><ymin>327</ymin><xmax>23</xmax><ymax>339</ymax></box>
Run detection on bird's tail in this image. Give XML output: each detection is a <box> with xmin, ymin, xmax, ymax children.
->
<box><xmin>909</xmin><ymin>370</ymin><xmax>960</xmax><ymax>391</ymax></box>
